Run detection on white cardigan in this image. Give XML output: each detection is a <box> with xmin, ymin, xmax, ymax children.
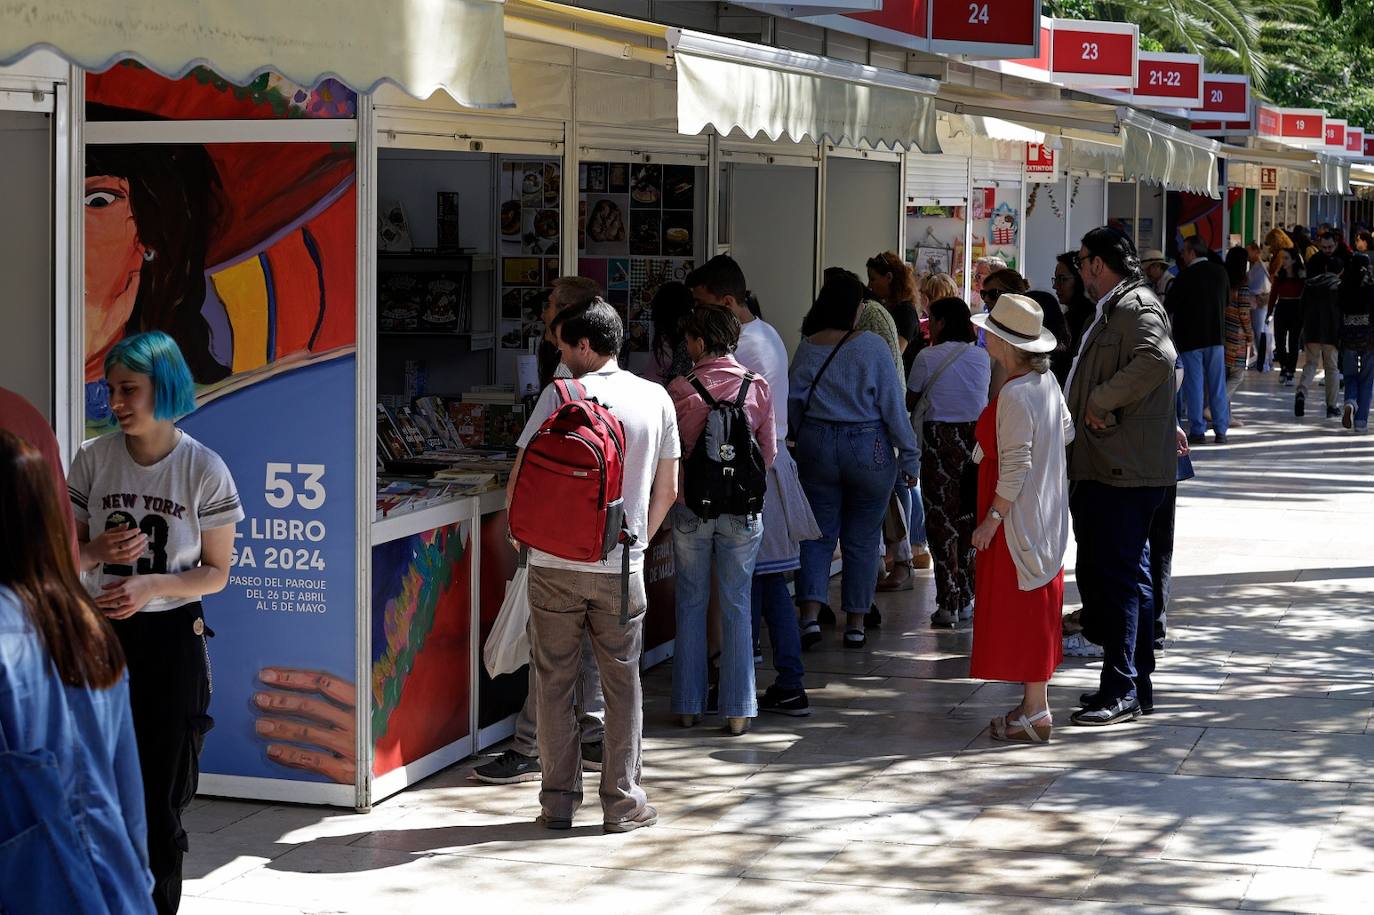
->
<box><xmin>973</xmin><ymin>370</ymin><xmax>1075</xmax><ymax>591</ymax></box>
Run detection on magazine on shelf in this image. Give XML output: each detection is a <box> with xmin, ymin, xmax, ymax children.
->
<box><xmin>376</xmin><ymin>404</ymin><xmax>411</xmax><ymax>461</ymax></box>
<box><xmin>393</xmin><ymin>406</ymin><xmax>430</xmax><ymax>455</ymax></box>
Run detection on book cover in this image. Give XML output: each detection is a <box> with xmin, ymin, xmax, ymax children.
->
<box><xmin>393</xmin><ymin>406</ymin><xmax>429</xmax><ymax>455</ymax></box>
<box><xmin>377</xmin><ymin>404</ymin><xmax>411</xmax><ymax>461</ymax></box>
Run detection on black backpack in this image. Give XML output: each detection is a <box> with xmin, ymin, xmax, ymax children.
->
<box><xmin>684</xmin><ymin>372</ymin><xmax>767</xmax><ymax>520</ymax></box>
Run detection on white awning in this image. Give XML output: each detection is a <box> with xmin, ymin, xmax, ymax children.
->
<box><xmin>1118</xmin><ymin>108</ymin><xmax>1220</xmax><ymax>198</ymax></box>
<box><xmin>668</xmin><ymin>30</ymin><xmax>941</xmax><ymax>153</ymax></box>
<box><xmin>0</xmin><ymin>0</ymin><xmax>515</xmax><ymax>108</ymax></box>
<box><xmin>1318</xmin><ymin>153</ymin><xmax>1352</xmax><ymax>195</ymax></box>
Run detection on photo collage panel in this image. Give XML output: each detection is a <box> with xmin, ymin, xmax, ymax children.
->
<box><xmin>499</xmin><ymin>157</ymin><xmax>561</xmax><ymax>350</ymax></box>
<box><xmin>578</xmin><ymin>162</ymin><xmax>701</xmax><ymax>354</ymax></box>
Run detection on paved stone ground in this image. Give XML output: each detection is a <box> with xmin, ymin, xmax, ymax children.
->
<box><xmin>181</xmin><ymin>372</ymin><xmax>1374</xmax><ymax>914</ymax></box>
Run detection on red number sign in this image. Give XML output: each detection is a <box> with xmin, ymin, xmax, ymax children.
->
<box><xmin>1196</xmin><ymin>76</ymin><xmax>1249</xmax><ymax>121</ymax></box>
<box><xmin>1325</xmin><ymin>120</ymin><xmax>1346</xmax><ymax>148</ymax></box>
<box><xmin>928</xmin><ymin>0</ymin><xmax>1039</xmax><ymax>56</ymax></box>
<box><xmin>1366</xmin><ymin>136</ymin><xmax>1374</xmax><ymax>157</ymax></box>
<box><xmin>838</xmin><ymin>0</ymin><xmax>930</xmax><ymax>47</ymax></box>
<box><xmin>1132</xmin><ymin>52</ymin><xmax>1202</xmax><ymax>106</ymax></box>
<box><xmin>1258</xmin><ymin>106</ymin><xmax>1282</xmax><ymax>138</ymax></box>
<box><xmin>1281</xmin><ymin>111</ymin><xmax>1324</xmax><ymax>141</ymax></box>
<box><xmin>1348</xmin><ymin>129</ymin><xmax>1365</xmax><ymax>155</ymax></box>
<box><xmin>1049</xmin><ymin>19</ymin><xmax>1136</xmax><ymax>86</ymax></box>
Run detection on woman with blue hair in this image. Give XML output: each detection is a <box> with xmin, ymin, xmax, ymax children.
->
<box><xmin>68</xmin><ymin>331</ymin><xmax>243</xmax><ymax>915</ymax></box>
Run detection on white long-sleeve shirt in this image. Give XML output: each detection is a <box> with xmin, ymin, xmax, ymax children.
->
<box><xmin>974</xmin><ymin>370</ymin><xmax>1075</xmax><ymax>591</ymax></box>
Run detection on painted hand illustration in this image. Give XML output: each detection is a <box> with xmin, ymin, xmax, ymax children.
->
<box><xmin>252</xmin><ymin>667</ymin><xmax>357</xmax><ymax>784</ymax></box>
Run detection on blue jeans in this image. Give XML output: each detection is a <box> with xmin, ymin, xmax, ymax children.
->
<box><xmin>795</xmin><ymin>420</ymin><xmax>899</xmax><ymax>617</ymax></box>
<box><xmin>751</xmin><ymin>573</ymin><xmax>804</xmax><ymax>690</ymax></box>
<box><xmin>896</xmin><ymin>481</ymin><xmax>927</xmax><ymax>546</ymax></box>
<box><xmin>1179</xmin><ymin>345</ymin><xmax>1229</xmax><ymax>438</ymax></box>
<box><xmin>1072</xmin><ymin>480</ymin><xmax>1167</xmax><ymax>707</ymax></box>
<box><xmin>671</xmin><ymin>505</ymin><xmax>762</xmax><ymax>717</ymax></box>
<box><xmin>1343</xmin><ymin>350</ymin><xmax>1374</xmax><ymax>427</ymax></box>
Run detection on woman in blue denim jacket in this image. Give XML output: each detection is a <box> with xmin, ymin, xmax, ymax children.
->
<box><xmin>790</xmin><ymin>271</ymin><xmax>921</xmax><ymax>650</ymax></box>
<box><xmin>0</xmin><ymin>430</ymin><xmax>154</xmax><ymax>915</ymax></box>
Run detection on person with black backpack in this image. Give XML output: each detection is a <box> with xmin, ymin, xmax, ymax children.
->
<box><xmin>667</xmin><ymin>305</ymin><xmax>775</xmax><ymax>737</ymax></box>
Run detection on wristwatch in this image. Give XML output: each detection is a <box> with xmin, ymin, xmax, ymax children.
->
<box><xmin>988</xmin><ymin>508</ymin><xmax>1005</xmax><ymax>523</ymax></box>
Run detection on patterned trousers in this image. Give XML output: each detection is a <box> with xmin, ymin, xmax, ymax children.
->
<box><xmin>920</xmin><ymin>421</ymin><xmax>977</xmax><ymax>614</ymax></box>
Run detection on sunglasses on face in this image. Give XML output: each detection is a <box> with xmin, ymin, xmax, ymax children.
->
<box><xmin>983</xmin><ymin>288</ymin><xmax>1003</xmax><ymax>305</ymax></box>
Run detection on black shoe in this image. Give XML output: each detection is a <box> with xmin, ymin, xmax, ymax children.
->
<box><xmin>472</xmin><ymin>749</ymin><xmax>541</xmax><ymax>784</ymax></box>
<box><xmin>843</xmin><ymin>628</ymin><xmax>867</xmax><ymax>649</ymax></box>
<box><xmin>1214</xmin><ymin>434</ymin><xmax>1228</xmax><ymax>445</ymax></box>
<box><xmin>705</xmin><ymin>683</ymin><xmax>719</xmax><ymax>716</ymax></box>
<box><xmin>1070</xmin><ymin>697</ymin><xmax>1142</xmax><ymax>727</ymax></box>
<box><xmin>800</xmin><ymin>619</ymin><xmax>822</xmax><ymax>651</ymax></box>
<box><xmin>865</xmin><ymin>604</ymin><xmax>882</xmax><ymax>628</ymax></box>
<box><xmin>1078</xmin><ymin>691</ymin><xmax>1104</xmax><ymax>709</ymax></box>
<box><xmin>581</xmin><ymin>741</ymin><xmax>603</xmax><ymax>772</ymax></box>
<box><xmin>759</xmin><ymin>684</ymin><xmax>812</xmax><ymax>717</ymax></box>
<box><xmin>1295</xmin><ymin>390</ymin><xmax>1305</xmax><ymax>417</ymax></box>
<box><xmin>1187</xmin><ymin>434</ymin><xmax>1206</xmax><ymax>446</ymax></box>
<box><xmin>1327</xmin><ymin>406</ymin><xmax>1342</xmax><ymax>418</ymax></box>
<box><xmin>817</xmin><ymin>603</ymin><xmax>837</xmax><ymax>626</ymax></box>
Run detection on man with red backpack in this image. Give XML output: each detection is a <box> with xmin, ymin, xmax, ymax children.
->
<box><xmin>508</xmin><ymin>298</ymin><xmax>680</xmax><ymax>832</ymax></box>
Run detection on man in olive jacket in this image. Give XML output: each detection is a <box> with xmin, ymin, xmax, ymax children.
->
<box><xmin>1065</xmin><ymin>227</ymin><xmax>1178</xmax><ymax>727</ymax></box>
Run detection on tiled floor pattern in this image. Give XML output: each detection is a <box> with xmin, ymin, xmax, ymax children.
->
<box><xmin>182</xmin><ymin>373</ymin><xmax>1374</xmax><ymax>913</ymax></box>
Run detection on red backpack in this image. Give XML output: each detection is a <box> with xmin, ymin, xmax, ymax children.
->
<box><xmin>508</xmin><ymin>379</ymin><xmax>637</xmax><ymax>620</ymax></box>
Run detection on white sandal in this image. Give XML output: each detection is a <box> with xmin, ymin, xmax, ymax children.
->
<box><xmin>990</xmin><ymin>709</ymin><xmax>1052</xmax><ymax>743</ymax></box>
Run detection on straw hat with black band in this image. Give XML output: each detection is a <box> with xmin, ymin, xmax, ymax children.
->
<box><xmin>971</xmin><ymin>293</ymin><xmax>1058</xmax><ymax>354</ymax></box>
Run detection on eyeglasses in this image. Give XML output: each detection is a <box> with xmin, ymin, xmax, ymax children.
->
<box><xmin>1052</xmin><ymin>274</ymin><xmax>1074</xmax><ymax>285</ymax></box>
<box><xmin>982</xmin><ymin>288</ymin><xmax>1003</xmax><ymax>305</ymax></box>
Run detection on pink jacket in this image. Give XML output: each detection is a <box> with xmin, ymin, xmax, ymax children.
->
<box><xmin>668</xmin><ymin>356</ymin><xmax>777</xmax><ymax>502</ymax></box>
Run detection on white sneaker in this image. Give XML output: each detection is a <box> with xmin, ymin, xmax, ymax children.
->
<box><xmin>1063</xmin><ymin>633</ymin><xmax>1104</xmax><ymax>658</ymax></box>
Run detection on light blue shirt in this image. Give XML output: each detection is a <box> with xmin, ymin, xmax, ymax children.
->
<box><xmin>0</xmin><ymin>586</ymin><xmax>154</xmax><ymax>913</ymax></box>
<box><xmin>788</xmin><ymin>331</ymin><xmax>920</xmax><ymax>478</ymax></box>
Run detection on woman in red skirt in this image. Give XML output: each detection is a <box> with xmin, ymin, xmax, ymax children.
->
<box><xmin>969</xmin><ymin>294</ymin><xmax>1074</xmax><ymax>742</ymax></box>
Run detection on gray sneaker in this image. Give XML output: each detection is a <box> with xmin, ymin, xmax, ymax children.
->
<box><xmin>1063</xmin><ymin>633</ymin><xmax>1104</xmax><ymax>658</ymax></box>
<box><xmin>930</xmin><ymin>607</ymin><xmax>958</xmax><ymax>628</ymax></box>
<box><xmin>472</xmin><ymin>749</ymin><xmax>541</xmax><ymax>784</ymax></box>
<box><xmin>604</xmin><ymin>805</ymin><xmax>658</xmax><ymax>833</ymax></box>
<box><xmin>958</xmin><ymin>601</ymin><xmax>974</xmax><ymax>623</ymax></box>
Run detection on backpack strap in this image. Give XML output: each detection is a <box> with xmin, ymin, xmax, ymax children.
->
<box><xmin>553</xmin><ymin>378</ymin><xmax>586</xmax><ymax>405</ymax></box>
<box><xmin>733</xmin><ymin>372</ymin><xmax>756</xmax><ymax>408</ymax></box>
<box><xmin>686</xmin><ymin>373</ymin><xmax>720</xmax><ymax>408</ymax></box>
<box><xmin>619</xmin><ymin>527</ymin><xmax>638</xmax><ymax>625</ymax></box>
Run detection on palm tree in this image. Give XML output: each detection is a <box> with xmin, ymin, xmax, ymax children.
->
<box><xmin>1044</xmin><ymin>0</ymin><xmax>1322</xmax><ymax>92</ymax></box>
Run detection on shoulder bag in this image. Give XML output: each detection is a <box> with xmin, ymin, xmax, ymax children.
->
<box><xmin>909</xmin><ymin>345</ymin><xmax>968</xmax><ymax>450</ymax></box>
<box><xmin>785</xmin><ymin>330</ymin><xmax>855</xmax><ymax>456</ymax></box>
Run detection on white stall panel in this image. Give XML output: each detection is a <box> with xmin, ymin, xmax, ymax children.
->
<box><xmin>1068</xmin><ymin>175</ymin><xmax>1107</xmax><ymax>251</ymax></box>
<box><xmin>730</xmin><ymin>163</ymin><xmax>817</xmax><ymax>356</ymax></box>
<box><xmin>0</xmin><ymin>110</ymin><xmax>53</xmax><ymax>419</ymax></box>
<box><xmin>1025</xmin><ymin>178</ymin><xmax>1068</xmax><ymax>292</ymax></box>
<box><xmin>823</xmin><ymin>155</ymin><xmax>901</xmax><ymax>279</ymax></box>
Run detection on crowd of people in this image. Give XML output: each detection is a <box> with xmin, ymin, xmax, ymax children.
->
<box><xmin>5</xmin><ymin>216</ymin><xmax>1371</xmax><ymax>909</ymax></box>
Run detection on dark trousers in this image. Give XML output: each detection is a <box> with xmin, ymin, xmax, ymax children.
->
<box><xmin>1273</xmin><ymin>301</ymin><xmax>1303</xmax><ymax>376</ymax></box>
<box><xmin>1072</xmin><ymin>482</ymin><xmax>1166</xmax><ymax>708</ymax></box>
<box><xmin>113</xmin><ymin>603</ymin><xmax>213</xmax><ymax>915</ymax></box>
<box><xmin>1149</xmin><ymin>485</ymin><xmax>1177</xmax><ymax>646</ymax></box>
<box><xmin>751</xmin><ymin>573</ymin><xmax>804</xmax><ymax>691</ymax></box>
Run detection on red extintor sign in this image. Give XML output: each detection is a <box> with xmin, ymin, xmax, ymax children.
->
<box><xmin>1026</xmin><ymin>143</ymin><xmax>1057</xmax><ymax>182</ymax></box>
<box><xmin>1131</xmin><ymin>52</ymin><xmax>1203</xmax><ymax>107</ymax></box>
<box><xmin>1260</xmin><ymin>168</ymin><xmax>1278</xmax><ymax>191</ymax></box>
<box><xmin>1048</xmin><ymin>18</ymin><xmax>1137</xmax><ymax>88</ymax></box>
<box><xmin>927</xmin><ymin>0</ymin><xmax>1040</xmax><ymax>58</ymax></box>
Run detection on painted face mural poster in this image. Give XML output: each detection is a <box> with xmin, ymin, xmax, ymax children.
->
<box><xmin>84</xmin><ymin>64</ymin><xmax>361</xmax><ymax>787</ymax></box>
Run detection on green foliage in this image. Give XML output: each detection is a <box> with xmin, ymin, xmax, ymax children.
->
<box><xmin>1045</xmin><ymin>0</ymin><xmax>1374</xmax><ymax>127</ymax></box>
